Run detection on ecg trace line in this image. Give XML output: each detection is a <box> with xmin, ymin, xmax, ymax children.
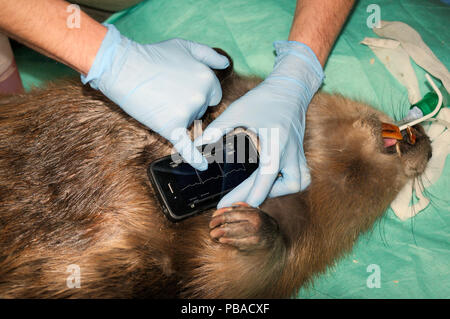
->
<box><xmin>180</xmin><ymin>165</ymin><xmax>247</xmax><ymax>191</ymax></box>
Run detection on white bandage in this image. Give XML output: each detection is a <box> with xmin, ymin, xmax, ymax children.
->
<box><xmin>390</xmin><ymin>108</ymin><xmax>450</xmax><ymax>220</ymax></box>
<box><xmin>361</xmin><ymin>21</ymin><xmax>450</xmax><ymax>220</ymax></box>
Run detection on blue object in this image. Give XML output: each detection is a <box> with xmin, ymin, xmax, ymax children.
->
<box><xmin>400</xmin><ymin>88</ymin><xmax>449</xmax><ymax>125</ymax></box>
<box><xmin>81</xmin><ymin>24</ymin><xmax>229</xmax><ymax>171</ymax></box>
<box><xmin>196</xmin><ymin>41</ymin><xmax>324</xmax><ymax>208</ymax></box>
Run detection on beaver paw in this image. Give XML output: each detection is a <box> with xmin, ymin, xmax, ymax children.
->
<box><xmin>209</xmin><ymin>202</ymin><xmax>279</xmax><ymax>251</ymax></box>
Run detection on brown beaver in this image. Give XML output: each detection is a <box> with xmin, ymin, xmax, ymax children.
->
<box><xmin>0</xmin><ymin>51</ymin><xmax>431</xmax><ymax>298</ymax></box>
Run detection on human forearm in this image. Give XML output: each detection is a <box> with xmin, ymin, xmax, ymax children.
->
<box><xmin>289</xmin><ymin>0</ymin><xmax>355</xmax><ymax>66</ymax></box>
<box><xmin>0</xmin><ymin>0</ymin><xmax>107</xmax><ymax>75</ymax></box>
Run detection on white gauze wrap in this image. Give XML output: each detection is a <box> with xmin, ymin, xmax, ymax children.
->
<box><xmin>361</xmin><ymin>21</ymin><xmax>450</xmax><ymax>220</ymax></box>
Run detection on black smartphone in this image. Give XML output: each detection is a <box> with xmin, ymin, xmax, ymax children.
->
<box><xmin>147</xmin><ymin>131</ymin><xmax>259</xmax><ymax>222</ymax></box>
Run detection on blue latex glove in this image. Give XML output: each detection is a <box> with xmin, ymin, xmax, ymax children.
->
<box><xmin>81</xmin><ymin>24</ymin><xmax>229</xmax><ymax>170</ymax></box>
<box><xmin>196</xmin><ymin>41</ymin><xmax>324</xmax><ymax>208</ymax></box>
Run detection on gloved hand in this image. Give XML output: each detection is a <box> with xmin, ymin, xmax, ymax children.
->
<box><xmin>196</xmin><ymin>41</ymin><xmax>324</xmax><ymax>208</ymax></box>
<box><xmin>81</xmin><ymin>24</ymin><xmax>229</xmax><ymax>170</ymax></box>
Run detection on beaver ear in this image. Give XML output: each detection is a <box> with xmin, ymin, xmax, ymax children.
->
<box><xmin>212</xmin><ymin>48</ymin><xmax>234</xmax><ymax>83</ymax></box>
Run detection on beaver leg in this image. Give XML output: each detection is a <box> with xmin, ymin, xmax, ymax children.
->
<box><xmin>209</xmin><ymin>202</ymin><xmax>280</xmax><ymax>251</ymax></box>
<box><xmin>178</xmin><ymin>203</ymin><xmax>292</xmax><ymax>298</ymax></box>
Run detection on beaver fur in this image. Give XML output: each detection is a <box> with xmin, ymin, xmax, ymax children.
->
<box><xmin>0</xmin><ymin>52</ymin><xmax>431</xmax><ymax>298</ymax></box>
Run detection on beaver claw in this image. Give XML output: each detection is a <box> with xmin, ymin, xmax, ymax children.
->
<box><xmin>209</xmin><ymin>202</ymin><xmax>279</xmax><ymax>251</ymax></box>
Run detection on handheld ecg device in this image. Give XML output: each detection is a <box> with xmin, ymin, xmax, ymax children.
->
<box><xmin>147</xmin><ymin>131</ymin><xmax>259</xmax><ymax>222</ymax></box>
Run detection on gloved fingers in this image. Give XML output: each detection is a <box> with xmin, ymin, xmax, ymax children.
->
<box><xmin>298</xmin><ymin>151</ymin><xmax>311</xmax><ymax>190</ymax></box>
<box><xmin>245</xmin><ymin>169</ymin><xmax>278</xmax><ymax>207</ymax></box>
<box><xmin>207</xmin><ymin>74</ymin><xmax>223</xmax><ymax>106</ymax></box>
<box><xmin>181</xmin><ymin>40</ymin><xmax>225</xmax><ymax>106</ymax></box>
<box><xmin>185</xmin><ymin>41</ymin><xmax>230</xmax><ymax>70</ymax></box>
<box><xmin>268</xmin><ymin>141</ymin><xmax>303</xmax><ymax>198</ymax></box>
<box><xmin>245</xmin><ymin>140</ymin><xmax>280</xmax><ymax>206</ymax></box>
<box><xmin>193</xmin><ymin>121</ymin><xmax>235</xmax><ymax>148</ymax></box>
<box><xmin>170</xmin><ymin>130</ymin><xmax>208</xmax><ymax>171</ymax></box>
<box><xmin>268</xmin><ymin>167</ymin><xmax>302</xmax><ymax>198</ymax></box>
<box><xmin>194</xmin><ymin>99</ymin><xmax>211</xmax><ymax>120</ymax></box>
<box><xmin>217</xmin><ymin>170</ymin><xmax>258</xmax><ymax>208</ymax></box>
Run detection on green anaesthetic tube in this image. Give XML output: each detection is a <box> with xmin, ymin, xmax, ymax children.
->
<box><xmin>402</xmin><ymin>88</ymin><xmax>449</xmax><ymax>123</ymax></box>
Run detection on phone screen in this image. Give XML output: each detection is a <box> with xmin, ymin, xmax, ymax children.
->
<box><xmin>148</xmin><ymin>132</ymin><xmax>259</xmax><ymax>221</ymax></box>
